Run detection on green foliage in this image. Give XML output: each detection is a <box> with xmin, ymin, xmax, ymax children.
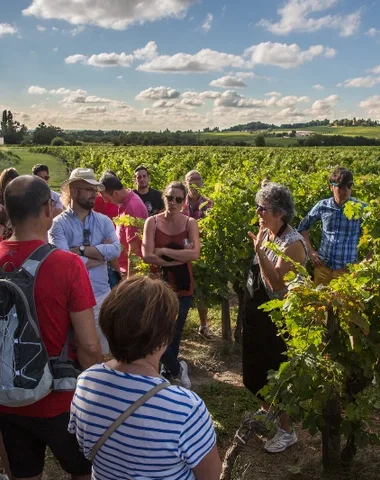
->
<box><xmin>33</xmin><ymin>122</ymin><xmax>63</xmax><ymax>145</ymax></box>
<box><xmin>51</xmin><ymin>136</ymin><xmax>66</xmax><ymax>146</ymax></box>
<box><xmin>29</xmin><ymin>144</ymin><xmax>380</xmax><ymax>463</ymax></box>
<box><xmin>0</xmin><ymin>110</ymin><xmax>28</xmax><ymax>144</ymax></box>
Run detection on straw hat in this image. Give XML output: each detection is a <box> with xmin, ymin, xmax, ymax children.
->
<box><xmin>61</xmin><ymin>168</ymin><xmax>105</xmax><ymax>192</ymax></box>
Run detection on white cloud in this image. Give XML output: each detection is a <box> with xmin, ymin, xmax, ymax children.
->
<box><xmin>65</xmin><ymin>41</ymin><xmax>156</xmax><ymax>68</ymax></box>
<box><xmin>244</xmin><ymin>42</ymin><xmax>336</xmax><ymax>69</ymax></box>
<box><xmin>70</xmin><ymin>25</ymin><xmax>86</xmax><ymax>36</ymax></box>
<box><xmin>23</xmin><ymin>0</ymin><xmax>197</xmax><ymax>30</ymax></box>
<box><xmin>137</xmin><ymin>48</ymin><xmax>249</xmax><ymax>73</ymax></box>
<box><xmin>28</xmin><ymin>86</ymin><xmax>48</xmax><ymax>95</ymax></box>
<box><xmin>305</xmin><ymin>94</ymin><xmax>339</xmax><ymax>117</ymax></box>
<box><xmin>52</xmin><ymin>26</ymin><xmax>59</xmax><ymax>31</ymax></box>
<box><xmin>88</xmin><ymin>52</ymin><xmax>134</xmax><ymax>68</ymax></box>
<box><xmin>313</xmin><ymin>84</ymin><xmax>324</xmax><ymax>90</ymax></box>
<box><xmin>0</xmin><ymin>23</ymin><xmax>17</xmax><ymax>37</ymax></box>
<box><xmin>28</xmin><ymin>86</ymin><xmax>87</xmax><ymax>96</ymax></box>
<box><xmin>180</xmin><ymin>98</ymin><xmax>204</xmax><ymax>107</ymax></box>
<box><xmin>201</xmin><ymin>13</ymin><xmax>213</xmax><ymax>33</ymax></box>
<box><xmin>359</xmin><ymin>96</ymin><xmax>380</xmax><ymax>117</ymax></box>
<box><xmin>258</xmin><ymin>0</ymin><xmax>361</xmax><ymax>37</ymax></box>
<box><xmin>234</xmin><ymin>71</ymin><xmax>255</xmax><ymax>79</ymax></box>
<box><xmin>62</xmin><ymin>94</ymin><xmax>120</xmax><ymax>104</ymax></box>
<box><xmin>276</xmin><ymin>95</ymin><xmax>309</xmax><ymax>107</ymax></box>
<box><xmin>116</xmin><ymin>75</ymin><xmax>123</xmax><ymax>80</ymax></box>
<box><xmin>338</xmin><ymin>76</ymin><xmax>380</xmax><ymax>88</ymax></box>
<box><xmin>210</xmin><ymin>75</ymin><xmax>247</xmax><ymax>88</ymax></box>
<box><xmin>369</xmin><ymin>65</ymin><xmax>380</xmax><ymax>75</ymax></box>
<box><xmin>136</xmin><ymin>86</ymin><xmax>181</xmax><ymax>101</ymax></box>
<box><xmin>37</xmin><ymin>25</ymin><xmax>46</xmax><ymax>32</ymax></box>
<box><xmin>77</xmin><ymin>106</ymin><xmax>107</xmax><ymax>114</ymax></box>
<box><xmin>366</xmin><ymin>28</ymin><xmax>379</xmax><ymax>37</ymax></box>
<box><xmin>214</xmin><ymin>90</ymin><xmax>264</xmax><ymax>109</ymax></box>
<box><xmin>265</xmin><ymin>91</ymin><xmax>281</xmax><ymax>97</ymax></box>
<box><xmin>65</xmin><ymin>54</ymin><xmax>88</xmax><ymax>64</ymax></box>
<box><xmin>133</xmin><ymin>41</ymin><xmax>158</xmax><ymax>60</ymax></box>
<box><xmin>53</xmin><ymin>47</ymin><xmax>58</xmax><ymax>52</ymax></box>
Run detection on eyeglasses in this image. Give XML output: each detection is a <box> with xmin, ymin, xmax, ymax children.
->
<box><xmin>165</xmin><ymin>195</ymin><xmax>185</xmax><ymax>204</ymax></box>
<box><xmin>256</xmin><ymin>204</ymin><xmax>273</xmax><ymax>212</ymax></box>
<box><xmin>331</xmin><ymin>182</ymin><xmax>353</xmax><ymax>190</ymax></box>
<box><xmin>43</xmin><ymin>197</ymin><xmax>53</xmax><ymax>206</ymax></box>
<box><xmin>83</xmin><ymin>229</ymin><xmax>91</xmax><ymax>247</ymax></box>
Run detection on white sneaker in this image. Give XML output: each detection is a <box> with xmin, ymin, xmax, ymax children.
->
<box><xmin>176</xmin><ymin>360</ymin><xmax>191</xmax><ymax>389</ymax></box>
<box><xmin>264</xmin><ymin>428</ymin><xmax>297</xmax><ymax>453</ymax></box>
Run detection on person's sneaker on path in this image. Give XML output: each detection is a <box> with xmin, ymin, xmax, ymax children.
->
<box><xmin>264</xmin><ymin>428</ymin><xmax>297</xmax><ymax>453</ymax></box>
<box><xmin>175</xmin><ymin>360</ymin><xmax>191</xmax><ymax>389</ymax></box>
<box><xmin>198</xmin><ymin>325</ymin><xmax>214</xmax><ymax>340</ymax></box>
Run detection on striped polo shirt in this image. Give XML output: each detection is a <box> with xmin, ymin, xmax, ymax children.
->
<box><xmin>68</xmin><ymin>364</ymin><xmax>216</xmax><ymax>480</ymax></box>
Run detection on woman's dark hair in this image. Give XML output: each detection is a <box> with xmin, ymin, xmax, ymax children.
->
<box><xmin>164</xmin><ymin>181</ymin><xmax>186</xmax><ymax>198</ymax></box>
<box><xmin>0</xmin><ymin>168</ymin><xmax>19</xmax><ymax>205</ymax></box>
<box><xmin>99</xmin><ymin>276</ymin><xmax>179</xmax><ymax>363</ymax></box>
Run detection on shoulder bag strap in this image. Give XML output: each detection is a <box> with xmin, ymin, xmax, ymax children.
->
<box><xmin>90</xmin><ymin>381</ymin><xmax>170</xmax><ymax>461</ymax></box>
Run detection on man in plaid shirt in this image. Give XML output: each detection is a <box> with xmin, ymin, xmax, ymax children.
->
<box><xmin>298</xmin><ymin>167</ymin><xmax>365</xmax><ymax>285</ymax></box>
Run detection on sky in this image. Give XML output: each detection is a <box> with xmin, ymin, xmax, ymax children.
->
<box><xmin>0</xmin><ymin>0</ymin><xmax>380</xmax><ymax>131</ymax></box>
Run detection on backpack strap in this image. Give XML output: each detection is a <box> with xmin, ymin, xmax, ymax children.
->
<box><xmin>90</xmin><ymin>381</ymin><xmax>170</xmax><ymax>461</ymax></box>
<box><xmin>22</xmin><ymin>243</ymin><xmax>56</xmax><ymax>278</ymax></box>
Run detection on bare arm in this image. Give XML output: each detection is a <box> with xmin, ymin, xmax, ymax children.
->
<box><xmin>154</xmin><ymin>218</ymin><xmax>200</xmax><ymax>262</ymax></box>
<box><xmin>300</xmin><ymin>230</ymin><xmax>324</xmax><ymax>266</ymax></box>
<box><xmin>142</xmin><ymin>217</ymin><xmax>182</xmax><ymax>267</ymax></box>
<box><xmin>70</xmin><ymin>309</ymin><xmax>103</xmax><ymax>369</ymax></box>
<box><xmin>257</xmin><ymin>240</ymin><xmax>306</xmax><ymax>292</ymax></box>
<box><xmin>192</xmin><ymin>445</ymin><xmax>222</xmax><ymax>480</ymax></box>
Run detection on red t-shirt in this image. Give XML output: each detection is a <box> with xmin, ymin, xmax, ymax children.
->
<box><xmin>0</xmin><ymin>240</ymin><xmax>96</xmax><ymax>417</ymax></box>
<box><xmin>93</xmin><ymin>195</ymin><xmax>119</xmax><ymax>221</ymax></box>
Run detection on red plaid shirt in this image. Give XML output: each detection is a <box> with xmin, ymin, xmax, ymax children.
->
<box><xmin>182</xmin><ymin>195</ymin><xmax>213</xmax><ymax>220</ymax></box>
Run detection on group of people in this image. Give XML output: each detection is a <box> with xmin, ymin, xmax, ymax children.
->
<box><xmin>0</xmin><ymin>161</ymin><xmax>364</xmax><ymax>478</ymax></box>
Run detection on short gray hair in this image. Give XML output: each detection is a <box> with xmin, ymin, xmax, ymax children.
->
<box><xmin>255</xmin><ymin>182</ymin><xmax>295</xmax><ymax>224</ymax></box>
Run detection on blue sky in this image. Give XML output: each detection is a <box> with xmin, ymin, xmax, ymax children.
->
<box><xmin>0</xmin><ymin>0</ymin><xmax>379</xmax><ymax>130</ymax></box>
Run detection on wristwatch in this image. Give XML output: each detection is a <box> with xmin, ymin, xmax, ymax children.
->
<box><xmin>79</xmin><ymin>245</ymin><xmax>86</xmax><ymax>256</ymax></box>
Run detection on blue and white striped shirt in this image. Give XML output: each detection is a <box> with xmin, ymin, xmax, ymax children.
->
<box><xmin>298</xmin><ymin>197</ymin><xmax>365</xmax><ymax>270</ymax></box>
<box><xmin>68</xmin><ymin>364</ymin><xmax>216</xmax><ymax>480</ymax></box>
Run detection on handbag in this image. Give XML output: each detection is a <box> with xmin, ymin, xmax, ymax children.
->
<box><xmin>90</xmin><ymin>381</ymin><xmax>170</xmax><ymax>460</ymax></box>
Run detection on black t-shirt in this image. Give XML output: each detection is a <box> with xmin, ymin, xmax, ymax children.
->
<box><xmin>133</xmin><ymin>188</ymin><xmax>164</xmax><ymax>216</ymax></box>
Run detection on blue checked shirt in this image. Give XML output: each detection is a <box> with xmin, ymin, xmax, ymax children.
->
<box><xmin>49</xmin><ymin>208</ymin><xmax>121</xmax><ymax>298</ymax></box>
<box><xmin>298</xmin><ymin>197</ymin><xmax>365</xmax><ymax>270</ymax></box>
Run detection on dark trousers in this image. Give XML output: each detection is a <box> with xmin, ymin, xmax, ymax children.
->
<box><xmin>161</xmin><ymin>295</ymin><xmax>193</xmax><ymax>376</ymax></box>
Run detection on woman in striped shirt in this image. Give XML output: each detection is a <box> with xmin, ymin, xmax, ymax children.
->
<box><xmin>69</xmin><ymin>276</ymin><xmax>221</xmax><ymax>480</ymax></box>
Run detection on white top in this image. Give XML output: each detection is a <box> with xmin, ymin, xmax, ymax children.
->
<box><xmin>51</xmin><ymin>189</ymin><xmax>63</xmax><ymax>210</ymax></box>
<box><xmin>69</xmin><ymin>364</ymin><xmax>216</xmax><ymax>480</ymax></box>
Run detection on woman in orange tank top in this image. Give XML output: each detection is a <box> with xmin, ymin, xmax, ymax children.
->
<box><xmin>142</xmin><ymin>181</ymin><xmax>200</xmax><ymax>389</ymax></box>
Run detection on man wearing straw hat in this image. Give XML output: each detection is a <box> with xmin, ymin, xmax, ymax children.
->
<box><xmin>49</xmin><ymin>168</ymin><xmax>121</xmax><ymax>354</ymax></box>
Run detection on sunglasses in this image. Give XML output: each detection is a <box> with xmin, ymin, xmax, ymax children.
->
<box><xmin>331</xmin><ymin>182</ymin><xmax>353</xmax><ymax>190</ymax></box>
<box><xmin>83</xmin><ymin>229</ymin><xmax>91</xmax><ymax>247</ymax></box>
<box><xmin>165</xmin><ymin>195</ymin><xmax>185</xmax><ymax>204</ymax></box>
<box><xmin>256</xmin><ymin>204</ymin><xmax>273</xmax><ymax>212</ymax></box>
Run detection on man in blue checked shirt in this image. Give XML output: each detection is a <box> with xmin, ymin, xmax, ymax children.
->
<box><xmin>298</xmin><ymin>167</ymin><xmax>365</xmax><ymax>286</ymax></box>
<box><xmin>49</xmin><ymin>168</ymin><xmax>121</xmax><ymax>354</ymax></box>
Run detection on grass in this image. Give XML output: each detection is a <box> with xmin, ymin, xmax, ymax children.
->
<box><xmin>0</xmin><ymin>147</ymin><xmax>67</xmax><ymax>190</ymax></box>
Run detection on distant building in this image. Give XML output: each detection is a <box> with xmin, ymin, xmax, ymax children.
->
<box><xmin>0</xmin><ymin>136</ymin><xmax>4</xmax><ymax>145</ymax></box>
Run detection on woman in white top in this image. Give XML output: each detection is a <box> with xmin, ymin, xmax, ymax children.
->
<box><xmin>243</xmin><ymin>182</ymin><xmax>307</xmax><ymax>454</ymax></box>
<box><xmin>69</xmin><ymin>275</ymin><xmax>221</xmax><ymax>480</ymax></box>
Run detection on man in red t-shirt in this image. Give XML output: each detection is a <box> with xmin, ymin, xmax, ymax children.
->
<box><xmin>99</xmin><ymin>172</ymin><xmax>148</xmax><ymax>277</ymax></box>
<box><xmin>0</xmin><ymin>176</ymin><xmax>103</xmax><ymax>480</ymax></box>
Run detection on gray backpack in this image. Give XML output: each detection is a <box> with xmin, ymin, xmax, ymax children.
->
<box><xmin>0</xmin><ymin>243</ymin><xmax>80</xmax><ymax>407</ymax></box>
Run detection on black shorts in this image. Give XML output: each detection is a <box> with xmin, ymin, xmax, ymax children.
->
<box><xmin>0</xmin><ymin>411</ymin><xmax>91</xmax><ymax>478</ymax></box>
